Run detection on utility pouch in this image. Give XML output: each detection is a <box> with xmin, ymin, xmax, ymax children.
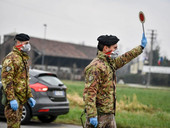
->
<box><xmin>1</xmin><ymin>86</ymin><xmax>7</xmax><ymax>106</ymax></box>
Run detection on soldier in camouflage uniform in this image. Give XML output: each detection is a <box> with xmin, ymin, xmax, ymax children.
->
<box><xmin>1</xmin><ymin>33</ymin><xmax>36</xmax><ymax>128</ymax></box>
<box><xmin>83</xmin><ymin>34</ymin><xmax>147</xmax><ymax>128</ymax></box>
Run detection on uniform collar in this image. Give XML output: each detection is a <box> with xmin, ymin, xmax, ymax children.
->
<box><xmin>97</xmin><ymin>51</ymin><xmax>115</xmax><ymax>72</ymax></box>
<box><xmin>13</xmin><ymin>46</ymin><xmax>29</xmax><ymax>60</ymax></box>
<box><xmin>97</xmin><ymin>51</ymin><xmax>109</xmax><ymax>61</ymax></box>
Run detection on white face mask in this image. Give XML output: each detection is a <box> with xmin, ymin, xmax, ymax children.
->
<box><xmin>21</xmin><ymin>43</ymin><xmax>31</xmax><ymax>52</ymax></box>
<box><xmin>110</xmin><ymin>49</ymin><xmax>119</xmax><ymax>59</ymax></box>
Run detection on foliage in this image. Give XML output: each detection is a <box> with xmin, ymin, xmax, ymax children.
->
<box><xmin>118</xmin><ymin>73</ymin><xmax>170</xmax><ymax>86</ymax></box>
<box><xmin>162</xmin><ymin>56</ymin><xmax>170</xmax><ymax>66</ymax></box>
<box><xmin>151</xmin><ymin>74</ymin><xmax>170</xmax><ymax>86</ymax></box>
<box><xmin>118</xmin><ymin>74</ymin><xmax>145</xmax><ymax>84</ymax></box>
<box><xmin>152</xmin><ymin>45</ymin><xmax>160</xmax><ymax>66</ymax></box>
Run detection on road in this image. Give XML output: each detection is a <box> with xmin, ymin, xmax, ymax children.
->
<box><xmin>0</xmin><ymin>119</ymin><xmax>82</xmax><ymax>128</ymax></box>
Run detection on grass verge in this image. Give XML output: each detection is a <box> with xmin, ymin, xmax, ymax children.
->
<box><xmin>54</xmin><ymin>80</ymin><xmax>170</xmax><ymax>128</ymax></box>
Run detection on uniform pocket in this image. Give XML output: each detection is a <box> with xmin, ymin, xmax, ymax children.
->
<box><xmin>1</xmin><ymin>87</ymin><xmax>7</xmax><ymax>106</ymax></box>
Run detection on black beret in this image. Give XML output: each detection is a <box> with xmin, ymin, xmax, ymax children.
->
<box><xmin>97</xmin><ymin>35</ymin><xmax>119</xmax><ymax>46</ymax></box>
<box><xmin>14</xmin><ymin>33</ymin><xmax>30</xmax><ymax>41</ymax></box>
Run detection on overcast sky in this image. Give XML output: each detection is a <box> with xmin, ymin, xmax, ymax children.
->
<box><xmin>0</xmin><ymin>0</ymin><xmax>170</xmax><ymax>59</ymax></box>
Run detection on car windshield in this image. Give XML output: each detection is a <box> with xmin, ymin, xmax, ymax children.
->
<box><xmin>38</xmin><ymin>75</ymin><xmax>63</xmax><ymax>85</ymax></box>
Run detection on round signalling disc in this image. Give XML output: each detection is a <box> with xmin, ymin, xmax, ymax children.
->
<box><xmin>139</xmin><ymin>11</ymin><xmax>145</xmax><ymax>23</ymax></box>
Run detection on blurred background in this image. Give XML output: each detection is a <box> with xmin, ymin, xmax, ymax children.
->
<box><xmin>0</xmin><ymin>0</ymin><xmax>170</xmax><ymax>86</ymax></box>
<box><xmin>0</xmin><ymin>1</ymin><xmax>170</xmax><ymax>127</ymax></box>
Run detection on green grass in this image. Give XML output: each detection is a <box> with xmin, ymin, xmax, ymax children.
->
<box><xmin>117</xmin><ymin>85</ymin><xmax>170</xmax><ymax>112</ymax></box>
<box><xmin>54</xmin><ymin>107</ymin><xmax>84</xmax><ymax>125</ymax></box>
<box><xmin>116</xmin><ymin>111</ymin><xmax>170</xmax><ymax>128</ymax></box>
<box><xmin>55</xmin><ymin>80</ymin><xmax>170</xmax><ymax>128</ymax></box>
<box><xmin>64</xmin><ymin>80</ymin><xmax>84</xmax><ymax>96</ymax></box>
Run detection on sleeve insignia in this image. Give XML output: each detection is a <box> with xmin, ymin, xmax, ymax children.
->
<box><xmin>88</xmin><ymin>75</ymin><xmax>94</xmax><ymax>82</ymax></box>
<box><xmin>6</xmin><ymin>66</ymin><xmax>12</xmax><ymax>72</ymax></box>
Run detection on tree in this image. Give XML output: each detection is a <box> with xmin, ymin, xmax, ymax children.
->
<box><xmin>152</xmin><ymin>45</ymin><xmax>160</xmax><ymax>66</ymax></box>
<box><xmin>162</xmin><ymin>57</ymin><xmax>170</xmax><ymax>66</ymax></box>
<box><xmin>149</xmin><ymin>44</ymin><xmax>170</xmax><ymax>66</ymax></box>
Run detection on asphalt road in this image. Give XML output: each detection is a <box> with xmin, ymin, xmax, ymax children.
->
<box><xmin>0</xmin><ymin>119</ymin><xmax>82</xmax><ymax>128</ymax></box>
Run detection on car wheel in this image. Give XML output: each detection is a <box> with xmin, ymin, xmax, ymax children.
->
<box><xmin>38</xmin><ymin>115</ymin><xmax>57</xmax><ymax>123</ymax></box>
<box><xmin>21</xmin><ymin>104</ymin><xmax>32</xmax><ymax>124</ymax></box>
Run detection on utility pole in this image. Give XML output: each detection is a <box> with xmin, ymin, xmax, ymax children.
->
<box><xmin>146</xmin><ymin>30</ymin><xmax>157</xmax><ymax>87</ymax></box>
<box><xmin>42</xmin><ymin>24</ymin><xmax>47</xmax><ymax>66</ymax></box>
<box><xmin>0</xmin><ymin>36</ymin><xmax>1</xmax><ymax>63</ymax></box>
<box><xmin>43</xmin><ymin>24</ymin><xmax>47</xmax><ymax>39</ymax></box>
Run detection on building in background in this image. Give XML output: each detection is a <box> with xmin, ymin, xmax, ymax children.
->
<box><xmin>0</xmin><ymin>33</ymin><xmax>97</xmax><ymax>80</ymax></box>
<box><xmin>0</xmin><ymin>33</ymin><xmax>142</xmax><ymax>81</ymax></box>
<box><xmin>3</xmin><ymin>33</ymin><xmax>169</xmax><ymax>86</ymax></box>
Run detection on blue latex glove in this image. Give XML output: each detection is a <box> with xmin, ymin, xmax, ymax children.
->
<box><xmin>10</xmin><ymin>100</ymin><xmax>18</xmax><ymax>111</ymax></box>
<box><xmin>28</xmin><ymin>97</ymin><xmax>36</xmax><ymax>107</ymax></box>
<box><xmin>90</xmin><ymin>117</ymin><xmax>98</xmax><ymax>128</ymax></box>
<box><xmin>141</xmin><ymin>33</ymin><xmax>147</xmax><ymax>48</ymax></box>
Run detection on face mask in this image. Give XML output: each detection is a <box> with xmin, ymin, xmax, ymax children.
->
<box><xmin>110</xmin><ymin>49</ymin><xmax>119</xmax><ymax>59</ymax></box>
<box><xmin>106</xmin><ymin>50</ymin><xmax>113</xmax><ymax>55</ymax></box>
<box><xmin>21</xmin><ymin>43</ymin><xmax>31</xmax><ymax>52</ymax></box>
<box><xmin>16</xmin><ymin>44</ymin><xmax>24</xmax><ymax>51</ymax></box>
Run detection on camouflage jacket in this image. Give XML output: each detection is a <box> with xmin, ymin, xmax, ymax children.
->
<box><xmin>83</xmin><ymin>45</ymin><xmax>143</xmax><ymax>118</ymax></box>
<box><xmin>1</xmin><ymin>47</ymin><xmax>33</xmax><ymax>104</ymax></box>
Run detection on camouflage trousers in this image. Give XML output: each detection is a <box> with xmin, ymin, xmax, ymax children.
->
<box><xmin>4</xmin><ymin>102</ymin><xmax>23</xmax><ymax>128</ymax></box>
<box><xmin>85</xmin><ymin>114</ymin><xmax>117</xmax><ymax>128</ymax></box>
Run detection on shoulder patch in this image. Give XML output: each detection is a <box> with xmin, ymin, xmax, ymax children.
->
<box><xmin>6</xmin><ymin>66</ymin><xmax>12</xmax><ymax>72</ymax></box>
<box><xmin>88</xmin><ymin>75</ymin><xmax>94</xmax><ymax>82</ymax></box>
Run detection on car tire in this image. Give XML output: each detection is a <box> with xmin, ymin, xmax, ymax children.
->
<box><xmin>38</xmin><ymin>115</ymin><xmax>57</xmax><ymax>123</ymax></box>
<box><xmin>21</xmin><ymin>104</ymin><xmax>32</xmax><ymax>125</ymax></box>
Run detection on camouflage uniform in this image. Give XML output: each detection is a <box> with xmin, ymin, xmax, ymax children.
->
<box><xmin>1</xmin><ymin>47</ymin><xmax>33</xmax><ymax>128</ymax></box>
<box><xmin>83</xmin><ymin>45</ymin><xmax>143</xmax><ymax>128</ymax></box>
